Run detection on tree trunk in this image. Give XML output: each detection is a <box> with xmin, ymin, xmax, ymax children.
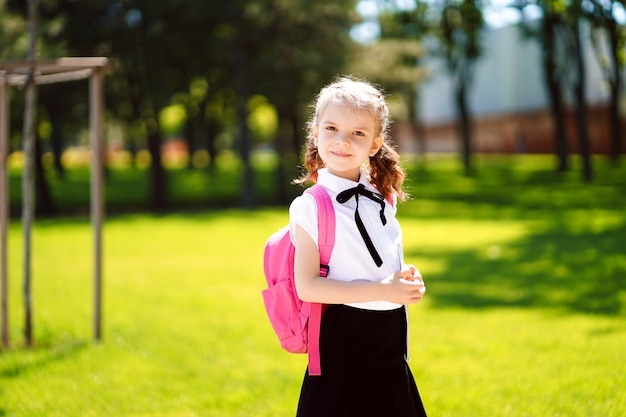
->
<box><xmin>571</xmin><ymin>15</ymin><xmax>593</xmax><ymax>182</ymax></box>
<box><xmin>46</xmin><ymin>101</ymin><xmax>65</xmax><ymax>178</ymax></box>
<box><xmin>34</xmin><ymin>136</ymin><xmax>55</xmax><ymax>216</ymax></box>
<box><xmin>197</xmin><ymin>99</ymin><xmax>219</xmax><ymax>176</ymax></box>
<box><xmin>123</xmin><ymin>71</ymin><xmax>142</xmax><ymax>168</ymax></box>
<box><xmin>407</xmin><ymin>89</ymin><xmax>427</xmax><ymax>159</ymax></box>
<box><xmin>145</xmin><ymin>112</ymin><xmax>167</xmax><ymax>210</ymax></box>
<box><xmin>456</xmin><ymin>75</ymin><xmax>472</xmax><ymax>176</ymax></box>
<box><xmin>274</xmin><ymin>112</ymin><xmax>290</xmax><ymax>205</ymax></box>
<box><xmin>22</xmin><ymin>81</ymin><xmax>36</xmax><ymax>347</ymax></box>
<box><xmin>125</xmin><ymin>69</ymin><xmax>167</xmax><ymax>208</ymax></box>
<box><xmin>1</xmin><ymin>72</ymin><xmax>9</xmax><ymax>349</ymax></box>
<box><xmin>290</xmin><ymin>112</ymin><xmax>301</xmax><ymax>157</ymax></box>
<box><xmin>542</xmin><ymin>17</ymin><xmax>569</xmax><ymax>172</ymax></box>
<box><xmin>22</xmin><ymin>0</ymin><xmax>38</xmax><ymax>347</ymax></box>
<box><xmin>607</xmin><ymin>18</ymin><xmax>622</xmax><ymax>164</ymax></box>
<box><xmin>184</xmin><ymin>114</ymin><xmax>195</xmax><ymax>170</ymax></box>
<box><xmin>236</xmin><ymin>93</ymin><xmax>254</xmax><ymax>208</ymax></box>
<box><xmin>546</xmin><ymin>78</ymin><xmax>569</xmax><ymax>172</ymax></box>
<box><xmin>206</xmin><ymin>115</ymin><xmax>218</xmax><ymax>176</ymax></box>
<box><xmin>235</xmin><ymin>36</ymin><xmax>254</xmax><ymax>209</ymax></box>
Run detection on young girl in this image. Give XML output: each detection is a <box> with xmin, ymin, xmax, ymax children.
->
<box><xmin>289</xmin><ymin>77</ymin><xmax>428</xmax><ymax>417</ymax></box>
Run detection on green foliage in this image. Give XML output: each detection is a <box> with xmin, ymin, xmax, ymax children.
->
<box><xmin>247</xmin><ymin>95</ymin><xmax>278</xmax><ymax>144</ymax></box>
<box><xmin>0</xmin><ymin>0</ymin><xmax>361</xmax><ymax>209</ymax></box>
<box><xmin>159</xmin><ymin>104</ymin><xmax>187</xmax><ymax>137</ymax></box>
<box><xmin>1</xmin><ymin>155</ymin><xmax>625</xmax><ymax>416</ymax></box>
<box><xmin>436</xmin><ymin>0</ymin><xmax>485</xmax><ymax>71</ymax></box>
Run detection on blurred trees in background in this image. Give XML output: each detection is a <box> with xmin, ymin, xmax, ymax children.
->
<box><xmin>2</xmin><ymin>0</ymin><xmax>360</xmax><ymax>209</ymax></box>
<box><xmin>513</xmin><ymin>0</ymin><xmax>626</xmax><ymax>181</ymax></box>
<box><xmin>515</xmin><ymin>0</ymin><xmax>572</xmax><ymax>173</ymax></box>
<box><xmin>435</xmin><ymin>0</ymin><xmax>485</xmax><ymax>176</ymax></box>
<box><xmin>0</xmin><ymin>0</ymin><xmax>624</xmax><ymax>211</ymax></box>
<box><xmin>383</xmin><ymin>0</ymin><xmax>625</xmax><ymax>179</ymax></box>
<box><xmin>587</xmin><ymin>0</ymin><xmax>625</xmax><ymax>165</ymax></box>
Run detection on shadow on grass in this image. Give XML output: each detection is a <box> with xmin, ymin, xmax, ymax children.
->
<box><xmin>0</xmin><ymin>339</ymin><xmax>88</xmax><ymax>380</ymax></box>
<box><xmin>404</xmin><ymin>159</ymin><xmax>626</xmax><ymax>221</ymax></box>
<box><xmin>411</xmin><ymin>219</ymin><xmax>626</xmax><ymax>316</ymax></box>
<box><xmin>0</xmin><ymin>340</ymin><xmax>87</xmax><ymax>414</ymax></box>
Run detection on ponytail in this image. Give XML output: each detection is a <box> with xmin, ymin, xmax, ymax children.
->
<box><xmin>369</xmin><ymin>142</ymin><xmax>407</xmax><ymax>202</ymax></box>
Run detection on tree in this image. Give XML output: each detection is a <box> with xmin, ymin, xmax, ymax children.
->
<box><xmin>348</xmin><ymin>37</ymin><xmax>427</xmax><ymax>149</ymax></box>
<box><xmin>7</xmin><ymin>0</ymin><xmax>362</xmax><ymax>210</ymax></box>
<box><xmin>437</xmin><ymin>0</ymin><xmax>485</xmax><ymax>175</ymax></box>
<box><xmin>237</xmin><ymin>0</ymin><xmax>360</xmax><ymax>204</ymax></box>
<box><xmin>363</xmin><ymin>1</ymin><xmax>483</xmax><ymax>169</ymax></box>
<box><xmin>244</xmin><ymin>0</ymin><xmax>338</xmax><ymax>206</ymax></box>
<box><xmin>378</xmin><ymin>0</ymin><xmax>485</xmax><ymax>174</ymax></box>
<box><xmin>22</xmin><ymin>0</ymin><xmax>38</xmax><ymax>347</ymax></box>
<box><xmin>567</xmin><ymin>0</ymin><xmax>593</xmax><ymax>181</ymax></box>
<box><xmin>587</xmin><ymin>0</ymin><xmax>625</xmax><ymax>165</ymax></box>
<box><xmin>515</xmin><ymin>0</ymin><xmax>571</xmax><ymax>172</ymax></box>
<box><xmin>372</xmin><ymin>5</ymin><xmax>430</xmax><ymax>156</ymax></box>
<box><xmin>39</xmin><ymin>0</ymin><xmax>204</xmax><ymax>210</ymax></box>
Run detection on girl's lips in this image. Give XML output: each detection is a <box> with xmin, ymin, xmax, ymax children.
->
<box><xmin>330</xmin><ymin>151</ymin><xmax>352</xmax><ymax>157</ymax></box>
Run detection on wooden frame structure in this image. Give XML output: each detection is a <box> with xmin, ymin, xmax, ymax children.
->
<box><xmin>0</xmin><ymin>57</ymin><xmax>108</xmax><ymax>347</ymax></box>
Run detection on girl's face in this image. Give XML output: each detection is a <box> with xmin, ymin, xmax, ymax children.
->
<box><xmin>314</xmin><ymin>103</ymin><xmax>382</xmax><ymax>182</ymax></box>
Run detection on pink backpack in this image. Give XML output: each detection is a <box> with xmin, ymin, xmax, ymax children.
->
<box><xmin>262</xmin><ymin>184</ymin><xmax>335</xmax><ymax>376</ymax></box>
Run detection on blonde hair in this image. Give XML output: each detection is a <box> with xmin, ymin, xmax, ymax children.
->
<box><xmin>294</xmin><ymin>76</ymin><xmax>407</xmax><ymax>201</ymax></box>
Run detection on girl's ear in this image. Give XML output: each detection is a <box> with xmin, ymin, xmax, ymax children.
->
<box><xmin>370</xmin><ymin>136</ymin><xmax>383</xmax><ymax>157</ymax></box>
<box><xmin>313</xmin><ymin>126</ymin><xmax>319</xmax><ymax>146</ymax></box>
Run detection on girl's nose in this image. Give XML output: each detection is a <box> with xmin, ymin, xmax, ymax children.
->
<box><xmin>334</xmin><ymin>132</ymin><xmax>349</xmax><ymax>145</ymax></box>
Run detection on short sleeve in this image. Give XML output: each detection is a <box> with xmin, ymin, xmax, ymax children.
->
<box><xmin>288</xmin><ymin>193</ymin><xmax>318</xmax><ymax>247</ymax></box>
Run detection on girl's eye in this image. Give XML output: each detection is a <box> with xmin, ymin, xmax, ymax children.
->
<box><xmin>325</xmin><ymin>126</ymin><xmax>337</xmax><ymax>131</ymax></box>
<box><xmin>354</xmin><ymin>131</ymin><xmax>365</xmax><ymax>136</ymax></box>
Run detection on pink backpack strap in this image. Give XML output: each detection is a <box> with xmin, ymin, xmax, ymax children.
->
<box><xmin>304</xmin><ymin>184</ymin><xmax>335</xmax><ymax>376</ymax></box>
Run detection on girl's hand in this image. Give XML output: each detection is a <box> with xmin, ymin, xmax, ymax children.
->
<box><xmin>403</xmin><ymin>264</ymin><xmax>421</xmax><ymax>282</ymax></box>
<box><xmin>381</xmin><ymin>266</ymin><xmax>425</xmax><ymax>305</ymax></box>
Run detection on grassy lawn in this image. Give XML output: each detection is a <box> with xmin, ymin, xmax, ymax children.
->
<box><xmin>1</xmin><ymin>154</ymin><xmax>625</xmax><ymax>416</ymax></box>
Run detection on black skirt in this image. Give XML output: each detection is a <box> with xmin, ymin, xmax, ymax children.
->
<box><xmin>296</xmin><ymin>304</ymin><xmax>427</xmax><ymax>417</ymax></box>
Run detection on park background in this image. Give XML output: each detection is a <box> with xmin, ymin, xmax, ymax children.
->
<box><xmin>1</xmin><ymin>1</ymin><xmax>625</xmax><ymax>416</ymax></box>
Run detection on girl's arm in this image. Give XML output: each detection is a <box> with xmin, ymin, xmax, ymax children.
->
<box><xmin>293</xmin><ymin>224</ymin><xmax>425</xmax><ymax>305</ymax></box>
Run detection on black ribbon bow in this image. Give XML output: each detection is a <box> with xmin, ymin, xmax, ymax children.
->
<box><xmin>336</xmin><ymin>183</ymin><xmax>387</xmax><ymax>267</ymax></box>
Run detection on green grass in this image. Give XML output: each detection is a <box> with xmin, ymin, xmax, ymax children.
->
<box><xmin>1</xmin><ymin>154</ymin><xmax>625</xmax><ymax>416</ymax></box>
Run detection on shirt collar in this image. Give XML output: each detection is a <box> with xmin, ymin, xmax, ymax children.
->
<box><xmin>317</xmin><ymin>168</ymin><xmax>377</xmax><ymax>194</ymax></box>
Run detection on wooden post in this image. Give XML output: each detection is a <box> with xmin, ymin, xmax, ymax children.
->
<box><xmin>21</xmin><ymin>0</ymin><xmax>39</xmax><ymax>348</ymax></box>
<box><xmin>90</xmin><ymin>67</ymin><xmax>104</xmax><ymax>342</ymax></box>
<box><xmin>0</xmin><ymin>57</ymin><xmax>108</xmax><ymax>346</ymax></box>
<box><xmin>0</xmin><ymin>75</ymin><xmax>9</xmax><ymax>348</ymax></box>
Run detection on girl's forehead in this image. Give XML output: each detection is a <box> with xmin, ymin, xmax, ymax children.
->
<box><xmin>318</xmin><ymin>102</ymin><xmax>377</xmax><ymax>125</ymax></box>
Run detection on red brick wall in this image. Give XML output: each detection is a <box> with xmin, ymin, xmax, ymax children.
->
<box><xmin>393</xmin><ymin>104</ymin><xmax>625</xmax><ymax>154</ymax></box>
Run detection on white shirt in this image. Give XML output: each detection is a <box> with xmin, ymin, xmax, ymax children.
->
<box><xmin>289</xmin><ymin>168</ymin><xmax>405</xmax><ymax>311</ymax></box>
